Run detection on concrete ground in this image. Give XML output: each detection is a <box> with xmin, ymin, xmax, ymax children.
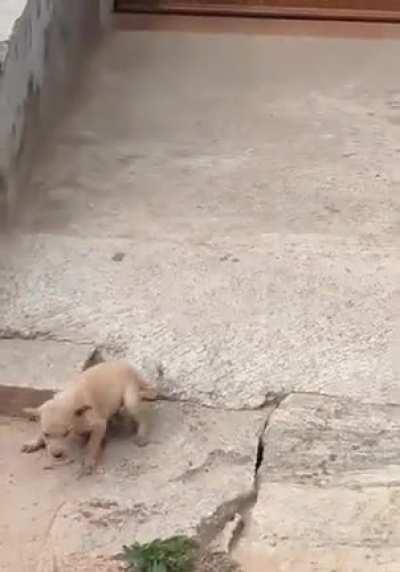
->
<box><xmin>0</xmin><ymin>15</ymin><xmax>399</xmax><ymax>571</ymax></box>
<box><xmin>0</xmin><ymin>404</ymin><xmax>264</xmax><ymax>571</ymax></box>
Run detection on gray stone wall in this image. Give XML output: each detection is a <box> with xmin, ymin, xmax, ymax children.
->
<box><xmin>0</xmin><ymin>0</ymin><xmax>113</xmax><ymax>224</ymax></box>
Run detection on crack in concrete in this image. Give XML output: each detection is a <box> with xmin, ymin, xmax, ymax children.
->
<box><xmin>201</xmin><ymin>394</ymin><xmax>289</xmax><ymax>561</ymax></box>
<box><xmin>254</xmin><ymin>391</ymin><xmax>287</xmax><ymax>411</ymax></box>
<box><xmin>0</xmin><ymin>327</ymin><xmax>93</xmax><ymax>346</ymax></box>
<box><xmin>225</xmin><ymin>390</ymin><xmax>400</xmax><ymax>566</ymax></box>
<box><xmin>153</xmin><ymin>390</ymin><xmax>290</xmax><ymax>413</ymax></box>
<box><xmin>290</xmin><ymin>390</ymin><xmax>400</xmax><ymax>408</ymax></box>
<box><xmin>197</xmin><ymin>491</ymin><xmax>257</xmax><ymax>549</ymax></box>
<box><xmin>254</xmin><ymin>392</ymin><xmax>288</xmax><ymax>476</ymax></box>
<box><xmin>0</xmin><ymin>327</ymin><xmax>52</xmax><ymax>340</ymax></box>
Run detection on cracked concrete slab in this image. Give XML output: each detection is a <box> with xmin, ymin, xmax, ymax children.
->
<box><xmin>235</xmin><ymin>394</ymin><xmax>400</xmax><ymax>571</ymax></box>
<box><xmin>0</xmin><ymin>232</ymin><xmax>395</xmax><ymax>409</ymax></box>
<box><xmin>262</xmin><ymin>393</ymin><xmax>400</xmax><ymax>483</ymax></box>
<box><xmin>0</xmin><ymin>403</ymin><xmax>265</xmax><ymax>571</ymax></box>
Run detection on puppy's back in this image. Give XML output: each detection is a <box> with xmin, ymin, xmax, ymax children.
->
<box><xmin>80</xmin><ymin>361</ymin><xmax>156</xmax><ymax>417</ymax></box>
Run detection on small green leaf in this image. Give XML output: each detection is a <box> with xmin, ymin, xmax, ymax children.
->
<box><xmin>121</xmin><ymin>536</ymin><xmax>198</xmax><ymax>572</ymax></box>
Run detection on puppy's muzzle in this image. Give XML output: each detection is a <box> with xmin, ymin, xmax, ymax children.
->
<box><xmin>48</xmin><ymin>445</ymin><xmax>67</xmax><ymax>459</ymax></box>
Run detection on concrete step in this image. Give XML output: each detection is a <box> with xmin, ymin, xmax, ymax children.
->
<box><xmin>0</xmin><ymin>231</ymin><xmax>396</xmax><ymax>409</ymax></box>
<box><xmin>0</xmin><ymin>338</ymin><xmax>93</xmax><ymax>416</ymax></box>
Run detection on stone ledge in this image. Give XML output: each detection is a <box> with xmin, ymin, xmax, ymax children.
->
<box><xmin>0</xmin><ymin>338</ymin><xmax>93</xmax><ymax>416</ymax></box>
<box><xmin>235</xmin><ymin>393</ymin><xmax>400</xmax><ymax>571</ymax></box>
<box><xmin>0</xmin><ymin>232</ymin><xmax>395</xmax><ymax>409</ymax></box>
<box><xmin>262</xmin><ymin>393</ymin><xmax>400</xmax><ymax>483</ymax></box>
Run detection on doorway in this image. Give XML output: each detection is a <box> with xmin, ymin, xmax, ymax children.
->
<box><xmin>114</xmin><ymin>0</ymin><xmax>400</xmax><ymax>22</ymax></box>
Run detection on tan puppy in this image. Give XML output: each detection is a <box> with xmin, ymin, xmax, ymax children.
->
<box><xmin>22</xmin><ymin>360</ymin><xmax>157</xmax><ymax>474</ymax></box>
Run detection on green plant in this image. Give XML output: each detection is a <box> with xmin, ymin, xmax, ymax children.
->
<box><xmin>121</xmin><ymin>535</ymin><xmax>198</xmax><ymax>572</ymax></box>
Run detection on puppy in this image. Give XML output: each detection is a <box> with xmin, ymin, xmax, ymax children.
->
<box><xmin>22</xmin><ymin>360</ymin><xmax>157</xmax><ymax>474</ymax></box>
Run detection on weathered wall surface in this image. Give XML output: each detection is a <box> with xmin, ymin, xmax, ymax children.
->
<box><xmin>0</xmin><ymin>0</ymin><xmax>113</xmax><ymax>224</ymax></box>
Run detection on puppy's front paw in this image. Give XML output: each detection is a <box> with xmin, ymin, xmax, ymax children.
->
<box><xmin>21</xmin><ymin>441</ymin><xmax>41</xmax><ymax>454</ymax></box>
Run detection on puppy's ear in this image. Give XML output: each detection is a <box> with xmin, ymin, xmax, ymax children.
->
<box><xmin>74</xmin><ymin>405</ymin><xmax>92</xmax><ymax>417</ymax></box>
<box><xmin>23</xmin><ymin>406</ymin><xmax>42</xmax><ymax>421</ymax></box>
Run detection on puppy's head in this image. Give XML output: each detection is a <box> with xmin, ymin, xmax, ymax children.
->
<box><xmin>24</xmin><ymin>397</ymin><xmax>79</xmax><ymax>459</ymax></box>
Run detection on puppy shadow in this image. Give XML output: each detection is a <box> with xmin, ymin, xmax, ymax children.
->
<box><xmin>106</xmin><ymin>412</ymin><xmax>140</xmax><ymax>442</ymax></box>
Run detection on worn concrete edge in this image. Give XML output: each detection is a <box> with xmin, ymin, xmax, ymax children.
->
<box><xmin>0</xmin><ymin>375</ymin><xmax>283</xmax><ymax>418</ymax></box>
<box><xmin>3</xmin><ymin>346</ymin><xmax>399</xmax><ymax>415</ymax></box>
<box><xmin>0</xmin><ymin>385</ymin><xmax>55</xmax><ymax>417</ymax></box>
<box><xmin>0</xmin><ymin>340</ymin><xmax>93</xmax><ymax>416</ymax></box>
<box><xmin>0</xmin><ymin>326</ymin><xmax>287</xmax><ymax>413</ymax></box>
<box><xmin>0</xmin><ymin>0</ymin><xmax>114</xmax><ymax>225</ymax></box>
<box><xmin>0</xmin><ymin>356</ymin><xmax>288</xmax><ymax>417</ymax></box>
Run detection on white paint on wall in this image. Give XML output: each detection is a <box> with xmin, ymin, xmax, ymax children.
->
<box><xmin>0</xmin><ymin>0</ymin><xmax>113</xmax><ymax>213</ymax></box>
<box><xmin>0</xmin><ymin>0</ymin><xmax>27</xmax><ymax>42</ymax></box>
<box><xmin>0</xmin><ymin>0</ymin><xmax>53</xmax><ymax>172</ymax></box>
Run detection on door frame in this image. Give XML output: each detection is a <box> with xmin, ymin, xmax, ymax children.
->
<box><xmin>115</xmin><ymin>1</ymin><xmax>400</xmax><ymax>22</ymax></box>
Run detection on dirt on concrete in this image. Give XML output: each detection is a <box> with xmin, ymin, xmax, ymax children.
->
<box><xmin>0</xmin><ymin>402</ymin><xmax>264</xmax><ymax>571</ymax></box>
<box><xmin>0</xmin><ymin>417</ymin><xmax>77</xmax><ymax>572</ymax></box>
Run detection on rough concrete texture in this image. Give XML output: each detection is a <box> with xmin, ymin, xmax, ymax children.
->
<box><xmin>0</xmin><ymin>404</ymin><xmax>264</xmax><ymax>570</ymax></box>
<box><xmin>235</xmin><ymin>393</ymin><xmax>400</xmax><ymax>570</ymax></box>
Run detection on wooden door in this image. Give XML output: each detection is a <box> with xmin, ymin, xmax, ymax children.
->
<box><xmin>115</xmin><ymin>0</ymin><xmax>400</xmax><ymax>21</ymax></box>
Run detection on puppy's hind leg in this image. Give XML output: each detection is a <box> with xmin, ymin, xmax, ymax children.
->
<box><xmin>123</xmin><ymin>384</ymin><xmax>150</xmax><ymax>447</ymax></box>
